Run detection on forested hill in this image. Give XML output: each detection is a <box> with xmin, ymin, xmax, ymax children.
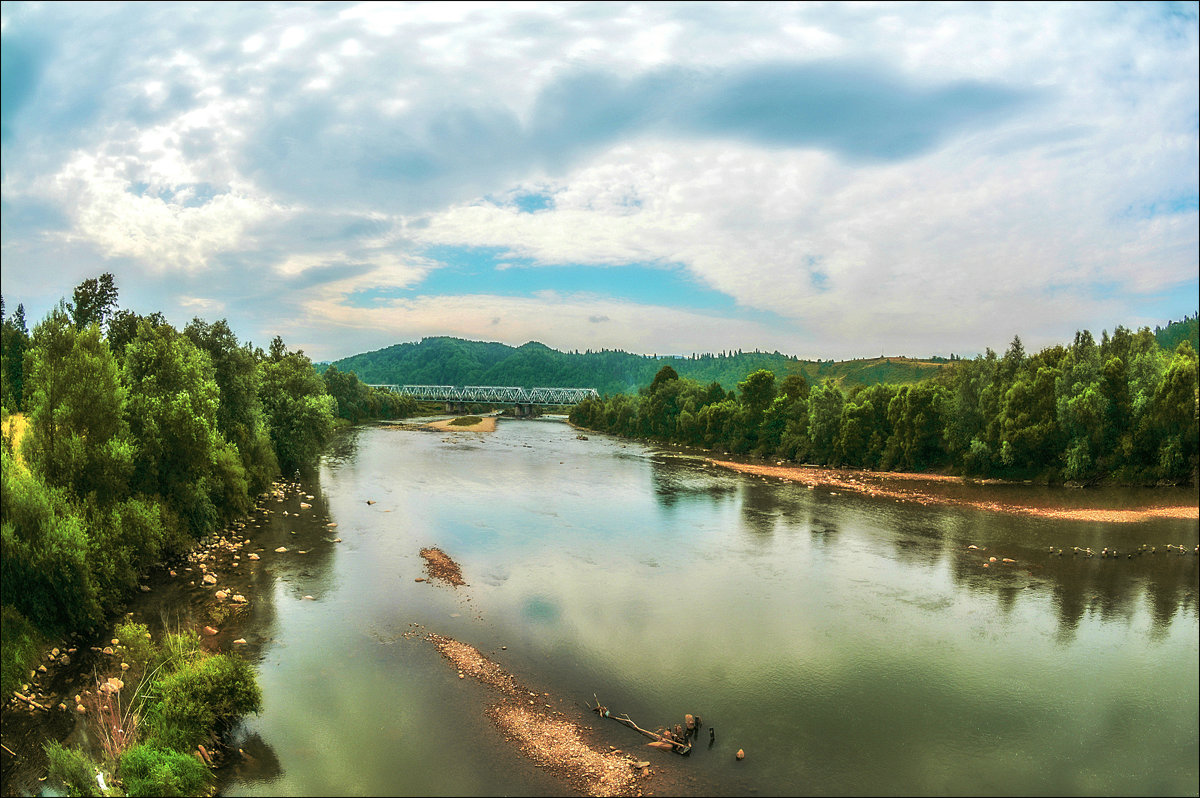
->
<box><xmin>1155</xmin><ymin>314</ymin><xmax>1199</xmax><ymax>352</ymax></box>
<box><xmin>322</xmin><ymin>336</ymin><xmax>946</xmax><ymax>396</ymax></box>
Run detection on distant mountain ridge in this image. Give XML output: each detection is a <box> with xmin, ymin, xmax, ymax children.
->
<box><xmin>322</xmin><ymin>336</ymin><xmax>946</xmax><ymax>396</ymax></box>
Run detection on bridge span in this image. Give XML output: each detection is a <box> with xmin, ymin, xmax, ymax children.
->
<box><xmin>369</xmin><ymin>384</ymin><xmax>599</xmax><ymax>412</ymax></box>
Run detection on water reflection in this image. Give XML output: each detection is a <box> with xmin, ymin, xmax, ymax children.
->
<box><xmin>221</xmin><ymin>423</ymin><xmax>1197</xmax><ymax>797</ymax></box>
<box><xmin>646</xmin><ymin>452</ymin><xmax>1199</xmax><ymax>641</ymax></box>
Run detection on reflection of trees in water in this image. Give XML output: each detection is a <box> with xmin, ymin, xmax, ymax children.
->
<box><xmin>951</xmin><ymin>542</ymin><xmax>1198</xmax><ymax>641</ymax></box>
<box><xmin>739</xmin><ymin>477</ymin><xmax>818</xmax><ymax>539</ymax></box>
<box><xmin>322</xmin><ymin>426</ymin><xmax>362</xmax><ymax>466</ymax></box>
<box><xmin>222</xmin><ymin>730</ymin><xmax>283</xmax><ymax>785</ymax></box>
<box><xmin>649</xmin><ymin>457</ymin><xmax>736</xmax><ymax>510</ymax></box>
<box><xmin>889</xmin><ymin>522</ymin><xmax>949</xmax><ymax>569</ymax></box>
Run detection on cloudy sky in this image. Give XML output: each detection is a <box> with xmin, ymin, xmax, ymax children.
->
<box><xmin>2</xmin><ymin>2</ymin><xmax>1197</xmax><ymax>362</ymax></box>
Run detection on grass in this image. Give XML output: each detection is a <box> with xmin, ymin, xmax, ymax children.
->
<box><xmin>448</xmin><ymin>416</ymin><xmax>484</xmax><ymax>426</ymax></box>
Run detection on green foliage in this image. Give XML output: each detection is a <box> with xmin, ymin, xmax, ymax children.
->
<box><xmin>260</xmin><ymin>343</ymin><xmax>336</xmax><ymax>473</ymax></box>
<box><xmin>448</xmin><ymin>416</ymin><xmax>484</xmax><ymax>426</ymax></box>
<box><xmin>119</xmin><ymin>743</ymin><xmax>210</xmax><ymax>797</ymax></box>
<box><xmin>21</xmin><ymin>308</ymin><xmax>133</xmax><ymax>504</ymax></box>
<box><xmin>0</xmin><ymin>604</ymin><xmax>43</xmax><ymax>698</ymax></box>
<box><xmin>185</xmin><ymin>318</ymin><xmax>278</xmax><ymax>493</ymax></box>
<box><xmin>123</xmin><ymin>320</ymin><xmax>226</xmax><ymax>538</ymax></box>
<box><xmin>1154</xmin><ymin>313</ymin><xmax>1199</xmax><ymax>352</ymax></box>
<box><xmin>143</xmin><ymin>653</ymin><xmax>262</xmax><ymax>751</ymax></box>
<box><xmin>571</xmin><ymin>321</ymin><xmax>1198</xmax><ymax>485</ymax></box>
<box><xmin>1</xmin><ymin>297</ymin><xmax>30</xmax><ymax>411</ymax></box>
<box><xmin>0</xmin><ymin>447</ymin><xmax>99</xmax><ymax>630</ymax></box>
<box><xmin>114</xmin><ymin>620</ymin><xmax>156</xmax><ymax>667</ymax></box>
<box><xmin>68</xmin><ymin>272</ymin><xmax>119</xmax><ymax>332</ymax></box>
<box><xmin>44</xmin><ymin>740</ymin><xmax>100</xmax><ymax>797</ymax></box>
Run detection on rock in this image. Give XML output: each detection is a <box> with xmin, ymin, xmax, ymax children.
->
<box><xmin>202</xmin><ymin>626</ymin><xmax>219</xmax><ymax>636</ymax></box>
<box><xmin>248</xmin><ymin>553</ymin><xmax>260</xmax><ymax>560</ymax></box>
<box><xmin>102</xmin><ymin>647</ymin><xmax>114</xmax><ymax>655</ymax></box>
<box><xmin>302</xmin><ymin>595</ymin><xmax>314</xmax><ymax>601</ymax></box>
<box><xmin>37</xmin><ymin>665</ymin><xmax>47</xmax><ymax>674</ymax></box>
<box><xmin>215</xmin><ymin>590</ymin><xmax>229</xmax><ymax>600</ymax></box>
<box><xmin>139</xmin><ymin>585</ymin><xmax>151</xmax><ymax>592</ymax></box>
<box><xmin>415</xmin><ymin>577</ymin><xmax>426</xmax><ymax>582</ymax></box>
<box><xmin>76</xmin><ymin>704</ymin><xmax>86</xmax><ymax>713</ymax></box>
<box><xmin>202</xmin><ymin>574</ymin><xmax>217</xmax><ymax>585</ymax></box>
<box><xmin>633</xmin><ymin>761</ymin><xmax>651</xmax><ymax>769</ymax></box>
<box><xmin>300</xmin><ymin>502</ymin><xmax>311</xmax><ymax>509</ymax></box>
<box><xmin>275</xmin><ymin>546</ymin><xmax>288</xmax><ymax>553</ymax></box>
<box><xmin>736</xmin><ymin>748</ymin><xmax>745</xmax><ymax>760</ymax></box>
<box><xmin>233</xmin><ymin>638</ymin><xmax>247</xmax><ymax>645</ymax></box>
<box><xmin>169</xmin><ymin>570</ymin><xmax>177</xmax><ymax>577</ymax></box>
<box><xmin>51</xmin><ymin>648</ymin><xmax>60</xmax><ymax>657</ymax></box>
<box><xmin>333</xmin><ymin>538</ymin><xmax>342</xmax><ymax>543</ymax></box>
<box><xmin>231</xmin><ymin>594</ymin><xmax>247</xmax><ymax>604</ymax></box>
<box><xmin>111</xmin><ymin>638</ymin><xmax>120</xmax><ymax>646</ymax></box>
<box><xmin>366</xmin><ymin>500</ymin><xmax>376</xmax><ymax>505</ymax></box>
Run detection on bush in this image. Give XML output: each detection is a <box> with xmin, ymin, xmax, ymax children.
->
<box><xmin>143</xmin><ymin>653</ymin><xmax>261</xmax><ymax>751</ymax></box>
<box><xmin>0</xmin><ymin>605</ymin><xmax>42</xmax><ymax>698</ymax></box>
<box><xmin>44</xmin><ymin>740</ymin><xmax>99</xmax><ymax>797</ymax></box>
<box><xmin>119</xmin><ymin>743</ymin><xmax>209</xmax><ymax>797</ymax></box>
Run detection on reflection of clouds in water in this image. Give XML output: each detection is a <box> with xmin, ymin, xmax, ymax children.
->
<box><xmin>522</xmin><ymin>595</ymin><xmax>561</xmax><ymax>624</ymax></box>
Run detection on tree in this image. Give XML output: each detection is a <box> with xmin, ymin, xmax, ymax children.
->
<box><xmin>21</xmin><ymin>308</ymin><xmax>133</xmax><ymax>505</ymax></box>
<box><xmin>123</xmin><ymin>320</ymin><xmax>231</xmax><ymax>539</ymax></box>
<box><xmin>1</xmin><ymin>298</ymin><xmax>30</xmax><ymax>410</ymax></box>
<box><xmin>185</xmin><ymin>319</ymin><xmax>277</xmax><ymax>492</ymax></box>
<box><xmin>259</xmin><ymin>341</ymin><xmax>336</xmax><ymax>474</ymax></box>
<box><xmin>68</xmin><ymin>272</ymin><xmax>118</xmax><ymax>331</ymax></box>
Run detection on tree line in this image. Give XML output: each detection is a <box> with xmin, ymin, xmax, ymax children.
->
<box><xmin>1</xmin><ymin>274</ymin><xmax>417</xmax><ymax>694</ymax></box>
<box><xmin>570</xmin><ymin>327</ymin><xmax>1198</xmax><ymax>485</ymax></box>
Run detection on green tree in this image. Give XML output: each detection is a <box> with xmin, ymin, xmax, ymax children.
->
<box><xmin>21</xmin><ymin>308</ymin><xmax>133</xmax><ymax>504</ymax></box>
<box><xmin>808</xmin><ymin>380</ymin><xmax>845</xmax><ymax>465</ymax></box>
<box><xmin>1</xmin><ymin>298</ymin><xmax>30</xmax><ymax>410</ymax></box>
<box><xmin>260</xmin><ymin>340</ymin><xmax>336</xmax><ymax>474</ymax></box>
<box><xmin>1</xmin><ymin>447</ymin><xmax>99</xmax><ymax>631</ymax></box>
<box><xmin>185</xmin><ymin>318</ymin><xmax>278</xmax><ymax>493</ymax></box>
<box><xmin>123</xmin><ymin>320</ymin><xmax>231</xmax><ymax>539</ymax></box>
<box><xmin>67</xmin><ymin>272</ymin><xmax>119</xmax><ymax>331</ymax></box>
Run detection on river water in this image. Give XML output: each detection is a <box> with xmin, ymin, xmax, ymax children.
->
<box><xmin>216</xmin><ymin>418</ymin><xmax>1198</xmax><ymax>796</ymax></box>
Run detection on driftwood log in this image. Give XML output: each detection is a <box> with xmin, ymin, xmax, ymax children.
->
<box><xmin>590</xmin><ymin>696</ymin><xmax>691</xmax><ymax>754</ymax></box>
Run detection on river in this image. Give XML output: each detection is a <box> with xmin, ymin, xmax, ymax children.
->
<box><xmin>207</xmin><ymin>417</ymin><xmax>1197</xmax><ymax>796</ymax></box>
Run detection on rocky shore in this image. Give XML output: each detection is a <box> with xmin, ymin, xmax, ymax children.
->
<box><xmin>709</xmin><ymin>459</ymin><xmax>1199</xmax><ymax>523</ymax></box>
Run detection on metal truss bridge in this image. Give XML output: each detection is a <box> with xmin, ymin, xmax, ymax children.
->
<box><xmin>369</xmin><ymin>385</ymin><xmax>600</xmax><ymax>406</ymax></box>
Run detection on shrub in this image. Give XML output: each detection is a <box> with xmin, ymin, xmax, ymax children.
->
<box><xmin>143</xmin><ymin>653</ymin><xmax>261</xmax><ymax>751</ymax></box>
<box><xmin>0</xmin><ymin>605</ymin><xmax>42</xmax><ymax>697</ymax></box>
<box><xmin>119</xmin><ymin>743</ymin><xmax>209</xmax><ymax>797</ymax></box>
<box><xmin>44</xmin><ymin>740</ymin><xmax>99</xmax><ymax>797</ymax></box>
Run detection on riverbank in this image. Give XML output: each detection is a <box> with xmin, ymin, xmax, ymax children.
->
<box><xmin>709</xmin><ymin>460</ymin><xmax>1200</xmax><ymax>523</ymax></box>
<box><xmin>0</xmin><ymin>477</ymin><xmax>311</xmax><ymax>796</ymax></box>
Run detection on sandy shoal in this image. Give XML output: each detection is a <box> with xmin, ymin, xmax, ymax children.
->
<box><xmin>709</xmin><ymin>460</ymin><xmax>1199</xmax><ymax>524</ymax></box>
<box><xmin>425</xmin><ymin>416</ymin><xmax>498</xmax><ymax>432</ymax></box>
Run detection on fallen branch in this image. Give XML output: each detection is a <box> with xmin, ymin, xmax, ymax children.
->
<box><xmin>13</xmin><ymin>693</ymin><xmax>48</xmax><ymax>711</ymax></box>
<box><xmin>590</xmin><ymin>696</ymin><xmax>691</xmax><ymax>754</ymax></box>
